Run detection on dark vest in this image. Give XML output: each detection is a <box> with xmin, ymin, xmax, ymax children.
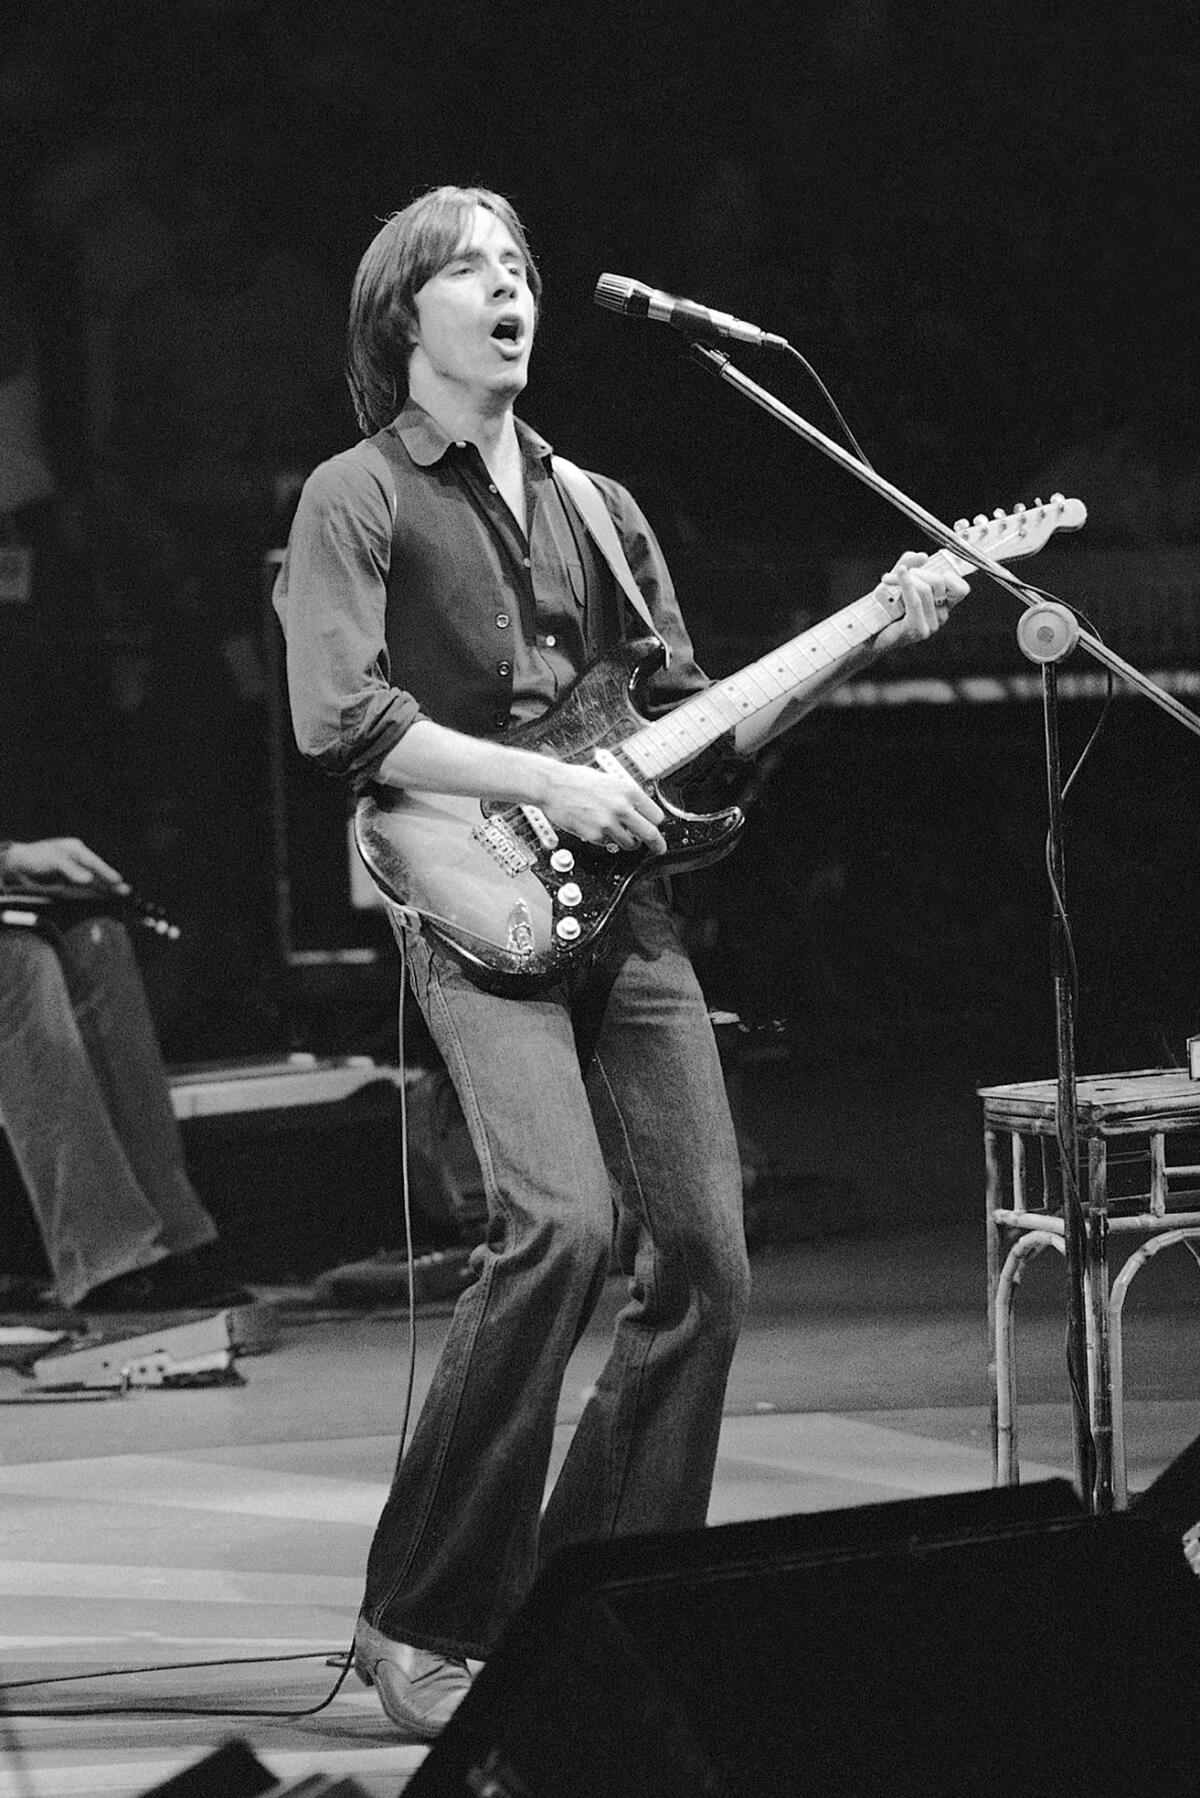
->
<box><xmin>366</xmin><ymin>428</ymin><xmax>621</xmax><ymax>739</ymax></box>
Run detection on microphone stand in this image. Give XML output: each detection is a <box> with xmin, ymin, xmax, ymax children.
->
<box><xmin>688</xmin><ymin>340</ymin><xmax>1200</xmax><ymax>1511</ymax></box>
<box><xmin>1016</xmin><ymin>603</ymin><xmax>1093</xmax><ymax>1501</ymax></box>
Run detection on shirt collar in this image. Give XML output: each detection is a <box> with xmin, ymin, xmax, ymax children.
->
<box><xmin>389</xmin><ymin>398</ymin><xmax>553</xmax><ymax>469</ymax></box>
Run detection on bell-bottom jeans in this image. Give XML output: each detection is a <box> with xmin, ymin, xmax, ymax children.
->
<box><xmin>362</xmin><ymin>885</ymin><xmax>751</xmax><ymax>1659</ymax></box>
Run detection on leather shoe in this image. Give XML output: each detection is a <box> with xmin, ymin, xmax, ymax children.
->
<box><xmin>353</xmin><ymin>1616</ymin><xmax>473</xmax><ymax>1738</ymax></box>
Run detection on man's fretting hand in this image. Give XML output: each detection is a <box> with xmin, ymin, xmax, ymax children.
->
<box><xmin>873</xmin><ymin>550</ymin><xmax>969</xmax><ymax>653</ymax></box>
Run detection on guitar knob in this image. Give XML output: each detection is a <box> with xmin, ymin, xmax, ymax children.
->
<box><xmin>556</xmin><ymin>882</ymin><xmax>582</xmax><ymax>908</ymax></box>
<box><xmin>555</xmin><ymin>915</ymin><xmax>582</xmax><ymax>942</ymax></box>
<box><xmin>549</xmin><ymin>848</ymin><xmax>575</xmax><ymax>874</ymax></box>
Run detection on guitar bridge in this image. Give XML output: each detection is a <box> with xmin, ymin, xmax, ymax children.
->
<box><xmin>472</xmin><ymin>814</ymin><xmax>538</xmax><ymax>876</ymax></box>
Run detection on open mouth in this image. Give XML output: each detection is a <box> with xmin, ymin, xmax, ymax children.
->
<box><xmin>490</xmin><ymin>316</ymin><xmax>524</xmax><ymax>346</ymax></box>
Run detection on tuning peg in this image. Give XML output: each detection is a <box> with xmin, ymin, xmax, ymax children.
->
<box><xmin>1050</xmin><ymin>491</ymin><xmax>1064</xmax><ymax>506</ymax></box>
<box><xmin>993</xmin><ymin>507</ymin><xmax>1006</xmax><ymax>519</ymax></box>
<box><xmin>954</xmin><ymin>518</ymin><xmax>969</xmax><ymax>534</ymax></box>
<box><xmin>973</xmin><ymin>514</ymin><xmax>988</xmax><ymax>527</ymax></box>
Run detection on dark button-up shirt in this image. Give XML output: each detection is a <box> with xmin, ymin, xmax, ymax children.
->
<box><xmin>273</xmin><ymin>400</ymin><xmax>709</xmax><ymax>786</ymax></box>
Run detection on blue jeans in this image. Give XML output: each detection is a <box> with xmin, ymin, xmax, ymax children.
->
<box><xmin>0</xmin><ymin>916</ymin><xmax>216</xmax><ymax>1305</ymax></box>
<box><xmin>362</xmin><ymin>885</ymin><xmax>750</xmax><ymax>1659</ymax></box>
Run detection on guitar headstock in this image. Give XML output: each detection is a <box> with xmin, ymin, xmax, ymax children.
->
<box><xmin>952</xmin><ymin>493</ymin><xmax>1087</xmax><ymax>564</ymax></box>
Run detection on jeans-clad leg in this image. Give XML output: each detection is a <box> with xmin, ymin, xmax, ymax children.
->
<box><xmin>55</xmin><ymin>917</ymin><xmax>215</xmax><ymax>1258</ymax></box>
<box><xmin>362</xmin><ymin>888</ymin><xmax>749</xmax><ymax>1659</ymax></box>
<box><xmin>0</xmin><ymin>920</ymin><xmax>214</xmax><ymax>1305</ymax></box>
<box><xmin>539</xmin><ymin>889</ymin><xmax>749</xmax><ymax>1558</ymax></box>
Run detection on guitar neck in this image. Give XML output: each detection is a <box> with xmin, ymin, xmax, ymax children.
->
<box><xmin>623</xmin><ymin>543</ymin><xmax>970</xmax><ymax>784</ymax></box>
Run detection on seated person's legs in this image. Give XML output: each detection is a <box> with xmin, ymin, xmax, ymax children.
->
<box><xmin>55</xmin><ymin>915</ymin><xmax>217</xmax><ymax>1254</ymax></box>
<box><xmin>0</xmin><ymin>923</ymin><xmax>245</xmax><ymax>1309</ymax></box>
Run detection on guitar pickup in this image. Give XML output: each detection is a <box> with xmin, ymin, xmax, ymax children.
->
<box><xmin>593</xmin><ymin>748</ymin><xmax>628</xmax><ymax>781</ymax></box>
<box><xmin>519</xmin><ymin>805</ymin><xmax>559</xmax><ymax>849</ymax></box>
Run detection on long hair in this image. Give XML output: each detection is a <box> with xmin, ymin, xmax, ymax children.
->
<box><xmin>345</xmin><ymin>185</ymin><xmax>542</xmax><ymax>436</ymax></box>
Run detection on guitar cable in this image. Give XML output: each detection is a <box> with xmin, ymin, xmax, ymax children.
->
<box><xmin>0</xmin><ymin>929</ymin><xmax>427</xmax><ymax>1724</ymax></box>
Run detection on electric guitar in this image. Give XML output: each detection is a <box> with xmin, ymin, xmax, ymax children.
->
<box><xmin>355</xmin><ymin>496</ymin><xmax>1086</xmax><ymax>996</ymax></box>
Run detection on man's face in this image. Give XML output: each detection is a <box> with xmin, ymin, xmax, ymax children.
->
<box><xmin>408</xmin><ymin>204</ymin><xmax>536</xmax><ymax>405</ymax></box>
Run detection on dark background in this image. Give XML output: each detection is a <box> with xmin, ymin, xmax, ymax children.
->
<box><xmin>2</xmin><ymin>0</ymin><xmax>1198</xmax><ymax>1082</ymax></box>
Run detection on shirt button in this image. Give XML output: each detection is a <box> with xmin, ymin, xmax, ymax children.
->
<box><xmin>497</xmin><ymin>660</ymin><xmax>512</xmax><ymax>676</ymax></box>
<box><xmin>488</xmin><ymin>483</ymin><xmax>498</xmax><ymax>493</ymax></box>
<box><xmin>495</xmin><ymin>613</ymin><xmax>510</xmax><ymax>628</ymax></box>
<box><xmin>522</xmin><ymin>556</ymin><xmax>531</xmax><ymax>568</ymax></box>
<box><xmin>543</xmin><ymin>634</ymin><xmax>557</xmax><ymax>648</ymax></box>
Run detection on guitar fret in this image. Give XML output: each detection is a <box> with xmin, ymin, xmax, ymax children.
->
<box><xmin>814</xmin><ymin>613</ymin><xmax>866</xmax><ymax>653</ymax></box>
<box><xmin>620</xmin><ymin>737</ymin><xmax>659</xmax><ymax>780</ymax></box>
<box><xmin>695</xmin><ymin>688</ymin><xmax>749</xmax><ymax>727</ymax></box>
<box><xmin>630</xmin><ymin>713</ymin><xmax>703</xmax><ymax>778</ymax></box>
<box><xmin>730</xmin><ymin>665</ymin><xmax>787</xmax><ymax>708</ymax></box>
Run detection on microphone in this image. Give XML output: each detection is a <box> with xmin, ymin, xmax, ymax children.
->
<box><xmin>594</xmin><ymin>274</ymin><xmax>789</xmax><ymax>351</ymax></box>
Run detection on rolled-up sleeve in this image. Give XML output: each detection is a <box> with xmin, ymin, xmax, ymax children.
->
<box><xmin>272</xmin><ymin>450</ymin><xmax>426</xmax><ymax>783</ymax></box>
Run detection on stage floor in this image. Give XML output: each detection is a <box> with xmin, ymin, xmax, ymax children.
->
<box><xmin>4</xmin><ymin>1218</ymin><xmax>1200</xmax><ymax>1797</ymax></box>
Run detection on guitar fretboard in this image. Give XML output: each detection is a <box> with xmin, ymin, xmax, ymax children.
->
<box><xmin>622</xmin><ymin>545</ymin><xmax>973</xmax><ymax>783</ymax></box>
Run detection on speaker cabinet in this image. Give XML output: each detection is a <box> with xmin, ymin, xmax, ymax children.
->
<box><xmin>408</xmin><ymin>1478</ymin><xmax>1200</xmax><ymax>1798</ymax></box>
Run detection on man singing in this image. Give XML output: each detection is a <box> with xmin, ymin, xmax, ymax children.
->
<box><xmin>274</xmin><ymin>184</ymin><xmax>964</xmax><ymax>1736</ymax></box>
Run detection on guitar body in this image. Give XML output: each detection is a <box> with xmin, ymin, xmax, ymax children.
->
<box><xmin>355</xmin><ymin>639</ymin><xmax>744</xmax><ymax>996</ymax></box>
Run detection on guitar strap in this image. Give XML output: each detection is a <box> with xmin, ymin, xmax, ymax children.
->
<box><xmin>551</xmin><ymin>455</ymin><xmax>671</xmax><ymax>666</ymax></box>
